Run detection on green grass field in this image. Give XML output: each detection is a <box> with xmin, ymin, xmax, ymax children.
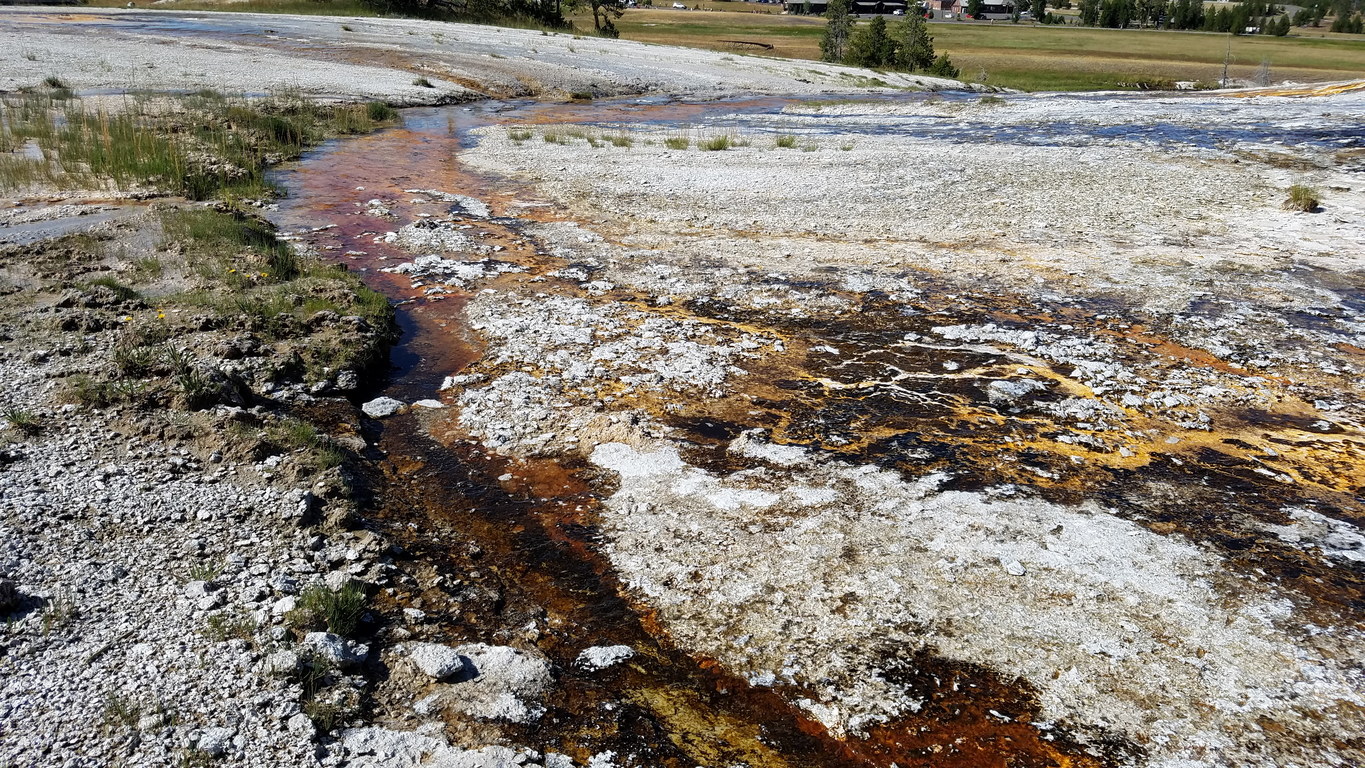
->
<box><xmin>593</xmin><ymin>8</ymin><xmax>1365</xmax><ymax>90</ymax></box>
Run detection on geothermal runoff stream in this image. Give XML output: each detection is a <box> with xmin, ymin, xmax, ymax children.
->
<box><xmin>1</xmin><ymin>8</ymin><xmax>1363</xmax><ymax>766</ymax></box>
<box><xmin>267</xmin><ymin>91</ymin><xmax>1365</xmax><ymax>768</ymax></box>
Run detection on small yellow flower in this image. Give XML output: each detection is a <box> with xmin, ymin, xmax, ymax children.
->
<box><xmin>229</xmin><ymin>268</ymin><xmax>237</xmax><ymax>273</ymax></box>
<box><xmin>260</xmin><ymin>272</ymin><xmax>269</xmax><ymax>277</ymax></box>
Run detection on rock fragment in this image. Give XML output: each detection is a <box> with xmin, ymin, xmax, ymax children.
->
<box><xmin>575</xmin><ymin>645</ymin><xmax>635</xmax><ymax>671</ymax></box>
<box><xmin>361</xmin><ymin>397</ymin><xmax>405</xmax><ymax>418</ymax></box>
<box><xmin>408</xmin><ymin>642</ymin><xmax>467</xmax><ymax>680</ymax></box>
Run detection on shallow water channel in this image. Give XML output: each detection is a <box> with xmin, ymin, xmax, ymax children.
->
<box><xmin>265</xmin><ymin>94</ymin><xmax>1365</xmax><ymax>768</ymax></box>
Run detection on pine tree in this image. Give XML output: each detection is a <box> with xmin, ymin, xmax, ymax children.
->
<box><xmin>846</xmin><ymin>16</ymin><xmax>894</xmax><ymax>67</ymax></box>
<box><xmin>928</xmin><ymin>53</ymin><xmax>960</xmax><ymax>78</ymax></box>
<box><xmin>1079</xmin><ymin>0</ymin><xmax>1101</xmax><ymax>25</ymax></box>
<box><xmin>821</xmin><ymin>0</ymin><xmax>854</xmax><ymax>63</ymax></box>
<box><xmin>892</xmin><ymin>15</ymin><xmax>937</xmax><ymax>70</ymax></box>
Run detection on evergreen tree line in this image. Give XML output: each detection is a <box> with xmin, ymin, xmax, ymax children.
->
<box><xmin>1076</xmin><ymin>0</ymin><xmax>1293</xmax><ymax>33</ymax></box>
<box><xmin>820</xmin><ymin>0</ymin><xmax>961</xmax><ymax>77</ymax></box>
<box><xmin>1322</xmin><ymin>0</ymin><xmax>1365</xmax><ymax>30</ymax></box>
<box><xmin>1071</xmin><ymin>0</ymin><xmax>1363</xmax><ymax>33</ymax></box>
<box><xmin>335</xmin><ymin>0</ymin><xmax>575</xmax><ymax>26</ymax></box>
<box><xmin>1281</xmin><ymin>0</ymin><xmax>1364</xmax><ymax>31</ymax></box>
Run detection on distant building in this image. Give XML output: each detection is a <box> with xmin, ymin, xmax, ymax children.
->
<box><xmin>951</xmin><ymin>0</ymin><xmax>1017</xmax><ymax>17</ymax></box>
<box><xmin>783</xmin><ymin>0</ymin><xmax>911</xmax><ymax>14</ymax></box>
<box><xmin>922</xmin><ymin>0</ymin><xmax>1016</xmax><ymax>16</ymax></box>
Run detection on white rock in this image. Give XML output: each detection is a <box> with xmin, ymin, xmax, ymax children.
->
<box><xmin>286</xmin><ymin>712</ymin><xmax>315</xmax><ymax>739</ymax></box>
<box><xmin>443</xmin><ymin>643</ymin><xmax>553</xmax><ymax>723</ymax></box>
<box><xmin>575</xmin><ymin>645</ymin><xmax>635</xmax><ymax>671</ymax></box>
<box><xmin>195</xmin><ymin>726</ymin><xmax>236</xmax><ymax>756</ymax></box>
<box><xmin>361</xmin><ymin>397</ymin><xmax>405</xmax><ymax>418</ymax></box>
<box><xmin>263</xmin><ymin>649</ymin><xmax>300</xmax><ymax>677</ymax></box>
<box><xmin>337</xmin><ymin>726</ymin><xmax>444</xmax><ymax>762</ymax></box>
<box><xmin>408</xmin><ymin>643</ymin><xmax>466</xmax><ymax>680</ymax></box>
<box><xmin>987</xmin><ymin>378</ymin><xmax>1044</xmax><ymax>404</ymax></box>
<box><xmin>303</xmin><ymin>631</ymin><xmax>368</xmax><ymax>668</ymax></box>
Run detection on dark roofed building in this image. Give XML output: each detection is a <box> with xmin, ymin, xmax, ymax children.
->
<box><xmin>783</xmin><ymin>0</ymin><xmax>911</xmax><ymax>14</ymax></box>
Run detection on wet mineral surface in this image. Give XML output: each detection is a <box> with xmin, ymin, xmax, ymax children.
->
<box><xmin>270</xmin><ymin>88</ymin><xmax>1365</xmax><ymax>767</ymax></box>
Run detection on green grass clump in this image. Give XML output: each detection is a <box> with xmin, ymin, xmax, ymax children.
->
<box><xmin>131</xmin><ymin>257</ymin><xmax>164</xmax><ymax>280</ymax></box>
<box><xmin>102</xmin><ymin>693</ymin><xmax>141</xmax><ymax>731</ymax></box>
<box><xmin>266</xmin><ymin>417</ymin><xmax>320</xmax><ymax>451</ymax></box>
<box><xmin>365</xmin><ymin>101</ymin><xmax>397</xmax><ymax>121</ymax></box>
<box><xmin>62</xmin><ymin>374</ymin><xmax>128</xmax><ymax>408</ymax></box>
<box><xmin>161</xmin><ymin>208</ymin><xmax>298</xmax><ymax>282</ymax></box>
<box><xmin>0</xmin><ymin>90</ymin><xmax>398</xmax><ymax>198</ymax></box>
<box><xmin>3</xmin><ymin>407</ymin><xmax>42</xmax><ymax>436</ymax></box>
<box><xmin>413</xmin><ymin>77</ymin><xmax>434</xmax><ymax>88</ymax></box>
<box><xmin>508</xmin><ymin>128</ymin><xmax>533</xmax><ymax>142</ymax></box>
<box><xmin>41</xmin><ymin>591</ymin><xmax>78</xmax><ymax>634</ymax></box>
<box><xmin>701</xmin><ymin>135</ymin><xmax>733</xmax><ymax>151</ymax></box>
<box><xmin>113</xmin><ymin>344</ymin><xmax>160</xmax><ymax>377</ymax></box>
<box><xmin>774</xmin><ymin>134</ymin><xmax>797</xmax><ymax>148</ymax></box>
<box><xmin>664</xmin><ymin>136</ymin><xmax>691</xmax><ymax>150</ymax></box>
<box><xmin>204</xmin><ymin>611</ymin><xmax>255</xmax><ymax>642</ymax></box>
<box><xmin>1283</xmin><ymin>184</ymin><xmax>1320</xmax><ymax>212</ymax></box>
<box><xmin>86</xmin><ymin>276</ymin><xmax>142</xmax><ymax>303</ymax></box>
<box><xmin>289</xmin><ymin>582</ymin><xmax>366</xmax><ymax>637</ymax></box>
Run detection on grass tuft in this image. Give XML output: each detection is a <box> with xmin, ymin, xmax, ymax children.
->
<box><xmin>103</xmin><ymin>693</ymin><xmax>142</xmax><ymax>731</ymax></box>
<box><xmin>288</xmin><ymin>582</ymin><xmax>366</xmax><ymax>637</ymax></box>
<box><xmin>113</xmin><ymin>344</ymin><xmax>160</xmax><ymax>377</ymax></box>
<box><xmin>41</xmin><ymin>591</ymin><xmax>78</xmax><ymax>635</ymax></box>
<box><xmin>774</xmin><ymin>134</ymin><xmax>797</xmax><ymax>149</ymax></box>
<box><xmin>1282</xmin><ymin>184</ymin><xmax>1320</xmax><ymax>212</ymax></box>
<box><xmin>86</xmin><ymin>276</ymin><xmax>142</xmax><ymax>303</ymax></box>
<box><xmin>365</xmin><ymin>101</ymin><xmax>397</xmax><ymax>121</ymax></box>
<box><xmin>3</xmin><ymin>408</ymin><xmax>42</xmax><ymax>436</ymax></box>
<box><xmin>701</xmin><ymin>134</ymin><xmax>733</xmax><ymax>151</ymax></box>
<box><xmin>204</xmin><ymin>611</ymin><xmax>254</xmax><ymax>642</ymax></box>
<box><xmin>664</xmin><ymin>136</ymin><xmax>690</xmax><ymax>150</ymax></box>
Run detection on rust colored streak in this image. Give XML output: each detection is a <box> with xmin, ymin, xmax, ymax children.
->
<box><xmin>1100</xmin><ymin>324</ymin><xmax>1283</xmax><ymax>381</ymax></box>
<box><xmin>840</xmin><ymin>653</ymin><xmax>1116</xmax><ymax>768</ymax></box>
<box><xmin>1336</xmin><ymin>342</ymin><xmax>1365</xmax><ymax>360</ymax></box>
<box><xmin>1226</xmin><ymin>80</ymin><xmax>1365</xmax><ymax>98</ymax></box>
